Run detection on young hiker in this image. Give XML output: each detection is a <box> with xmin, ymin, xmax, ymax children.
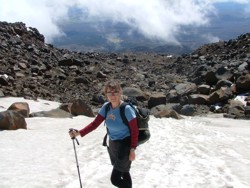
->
<box><xmin>69</xmin><ymin>79</ymin><xmax>139</xmax><ymax>188</ymax></box>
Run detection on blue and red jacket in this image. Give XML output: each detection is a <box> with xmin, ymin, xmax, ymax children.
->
<box><xmin>79</xmin><ymin>102</ymin><xmax>139</xmax><ymax>148</ymax></box>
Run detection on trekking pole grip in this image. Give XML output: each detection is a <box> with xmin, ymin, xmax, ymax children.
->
<box><xmin>69</xmin><ymin>128</ymin><xmax>80</xmax><ymax>145</ymax></box>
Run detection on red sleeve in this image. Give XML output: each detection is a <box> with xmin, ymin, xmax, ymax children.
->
<box><xmin>79</xmin><ymin>114</ymin><xmax>105</xmax><ymax>137</ymax></box>
<box><xmin>128</xmin><ymin>118</ymin><xmax>139</xmax><ymax>148</ymax></box>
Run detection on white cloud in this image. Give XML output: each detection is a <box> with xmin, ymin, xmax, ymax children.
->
<box><xmin>202</xmin><ymin>33</ymin><xmax>221</xmax><ymax>43</ymax></box>
<box><xmin>106</xmin><ymin>33</ymin><xmax>123</xmax><ymax>44</ymax></box>
<box><xmin>0</xmin><ymin>0</ymin><xmax>73</xmax><ymax>42</ymax></box>
<box><xmin>74</xmin><ymin>0</ymin><xmax>213</xmax><ymax>44</ymax></box>
<box><xmin>208</xmin><ymin>0</ymin><xmax>250</xmax><ymax>3</ymax></box>
<box><xmin>244</xmin><ymin>4</ymin><xmax>250</xmax><ymax>16</ymax></box>
<box><xmin>0</xmin><ymin>0</ymin><xmax>249</xmax><ymax>43</ymax></box>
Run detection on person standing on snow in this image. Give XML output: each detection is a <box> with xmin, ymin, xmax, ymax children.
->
<box><xmin>69</xmin><ymin>79</ymin><xmax>139</xmax><ymax>188</ymax></box>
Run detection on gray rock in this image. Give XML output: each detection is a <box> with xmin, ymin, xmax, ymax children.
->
<box><xmin>30</xmin><ymin>109</ymin><xmax>72</xmax><ymax>118</ymax></box>
<box><xmin>180</xmin><ymin>105</ymin><xmax>196</xmax><ymax>116</ymax></box>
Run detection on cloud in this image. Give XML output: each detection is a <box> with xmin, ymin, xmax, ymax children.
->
<box><xmin>74</xmin><ymin>0</ymin><xmax>213</xmax><ymax>45</ymax></box>
<box><xmin>0</xmin><ymin>0</ymin><xmax>72</xmax><ymax>41</ymax></box>
<box><xmin>202</xmin><ymin>33</ymin><xmax>221</xmax><ymax>43</ymax></box>
<box><xmin>0</xmin><ymin>0</ymin><xmax>249</xmax><ymax>44</ymax></box>
<box><xmin>244</xmin><ymin>4</ymin><xmax>250</xmax><ymax>16</ymax></box>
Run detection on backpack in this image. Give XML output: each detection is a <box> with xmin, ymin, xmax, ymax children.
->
<box><xmin>103</xmin><ymin>102</ymin><xmax>150</xmax><ymax>146</ymax></box>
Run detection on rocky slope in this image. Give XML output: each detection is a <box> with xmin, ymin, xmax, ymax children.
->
<box><xmin>0</xmin><ymin>21</ymin><xmax>249</xmax><ymax>119</ymax></box>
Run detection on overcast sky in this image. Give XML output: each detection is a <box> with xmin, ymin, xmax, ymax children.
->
<box><xmin>0</xmin><ymin>0</ymin><xmax>249</xmax><ymax>43</ymax></box>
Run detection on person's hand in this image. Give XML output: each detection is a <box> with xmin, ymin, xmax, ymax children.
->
<box><xmin>69</xmin><ymin>129</ymin><xmax>80</xmax><ymax>139</ymax></box>
<box><xmin>129</xmin><ymin>148</ymin><xmax>136</xmax><ymax>161</ymax></box>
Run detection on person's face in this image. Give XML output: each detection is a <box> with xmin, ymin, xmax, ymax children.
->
<box><xmin>106</xmin><ymin>88</ymin><xmax>121</xmax><ymax>103</ymax></box>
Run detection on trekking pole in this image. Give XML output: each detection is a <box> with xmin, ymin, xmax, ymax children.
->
<box><xmin>69</xmin><ymin>128</ymin><xmax>83</xmax><ymax>188</ymax></box>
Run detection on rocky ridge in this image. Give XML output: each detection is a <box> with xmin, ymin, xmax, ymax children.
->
<box><xmin>0</xmin><ymin>21</ymin><xmax>250</xmax><ymax>120</ymax></box>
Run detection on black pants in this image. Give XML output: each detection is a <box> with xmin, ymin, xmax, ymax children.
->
<box><xmin>108</xmin><ymin>137</ymin><xmax>132</xmax><ymax>187</ymax></box>
<box><xmin>111</xmin><ymin>168</ymin><xmax>132</xmax><ymax>188</ymax></box>
<box><xmin>108</xmin><ymin>137</ymin><xmax>131</xmax><ymax>172</ymax></box>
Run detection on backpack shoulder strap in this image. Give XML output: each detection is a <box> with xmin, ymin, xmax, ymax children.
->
<box><xmin>105</xmin><ymin>102</ymin><xmax>111</xmax><ymax>119</ymax></box>
<box><xmin>120</xmin><ymin>102</ymin><xmax>129</xmax><ymax>126</ymax></box>
<box><xmin>103</xmin><ymin>102</ymin><xmax>111</xmax><ymax>147</ymax></box>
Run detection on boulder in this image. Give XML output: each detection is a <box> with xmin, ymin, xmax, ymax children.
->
<box><xmin>148</xmin><ymin>93</ymin><xmax>166</xmax><ymax>109</ymax></box>
<box><xmin>92</xmin><ymin>94</ymin><xmax>106</xmax><ymax>104</ymax></box>
<box><xmin>215</xmin><ymin>66</ymin><xmax>233</xmax><ymax>80</ymax></box>
<box><xmin>0</xmin><ymin>110</ymin><xmax>27</xmax><ymax>130</ymax></box>
<box><xmin>209</xmin><ymin>87</ymin><xmax>233</xmax><ymax>104</ymax></box>
<box><xmin>123</xmin><ymin>87</ymin><xmax>147</xmax><ymax>101</ymax></box>
<box><xmin>194</xmin><ymin>105</ymin><xmax>210</xmax><ymax>116</ymax></box>
<box><xmin>204</xmin><ymin>71</ymin><xmax>218</xmax><ymax>85</ymax></box>
<box><xmin>238</xmin><ymin>62</ymin><xmax>248</xmax><ymax>72</ymax></box>
<box><xmin>197</xmin><ymin>84</ymin><xmax>211</xmax><ymax>95</ymax></box>
<box><xmin>0</xmin><ymin>75</ymin><xmax>9</xmax><ymax>86</ymax></box>
<box><xmin>151</xmin><ymin>104</ymin><xmax>183</xmax><ymax>119</ymax></box>
<box><xmin>224</xmin><ymin>100</ymin><xmax>245</xmax><ymax>119</ymax></box>
<box><xmin>166</xmin><ymin>89</ymin><xmax>179</xmax><ymax>103</ymax></box>
<box><xmin>59</xmin><ymin>103</ymin><xmax>73</xmax><ymax>113</ymax></box>
<box><xmin>188</xmin><ymin>94</ymin><xmax>209</xmax><ymax>105</ymax></box>
<box><xmin>215</xmin><ymin>79</ymin><xmax>233</xmax><ymax>90</ymax></box>
<box><xmin>154</xmin><ymin>109</ymin><xmax>183</xmax><ymax>119</ymax></box>
<box><xmin>30</xmin><ymin>109</ymin><xmax>72</xmax><ymax>118</ymax></box>
<box><xmin>70</xmin><ymin>99</ymin><xmax>95</xmax><ymax>117</ymax></box>
<box><xmin>236</xmin><ymin>74</ymin><xmax>250</xmax><ymax>92</ymax></box>
<box><xmin>58</xmin><ymin>58</ymin><xmax>82</xmax><ymax>66</ymax></box>
<box><xmin>180</xmin><ymin>105</ymin><xmax>196</xmax><ymax>116</ymax></box>
<box><xmin>175</xmin><ymin>82</ymin><xmax>197</xmax><ymax>96</ymax></box>
<box><xmin>7</xmin><ymin>102</ymin><xmax>30</xmax><ymax>118</ymax></box>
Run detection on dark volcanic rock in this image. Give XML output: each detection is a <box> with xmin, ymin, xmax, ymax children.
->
<box><xmin>236</xmin><ymin>74</ymin><xmax>250</xmax><ymax>92</ymax></box>
<box><xmin>0</xmin><ymin>110</ymin><xmax>27</xmax><ymax>130</ymax></box>
<box><xmin>0</xmin><ymin>21</ymin><xmax>249</xmax><ymax>119</ymax></box>
<box><xmin>7</xmin><ymin>102</ymin><xmax>30</xmax><ymax>118</ymax></box>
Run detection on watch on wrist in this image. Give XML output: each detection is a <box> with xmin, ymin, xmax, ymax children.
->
<box><xmin>130</xmin><ymin>148</ymin><xmax>136</xmax><ymax>152</ymax></box>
